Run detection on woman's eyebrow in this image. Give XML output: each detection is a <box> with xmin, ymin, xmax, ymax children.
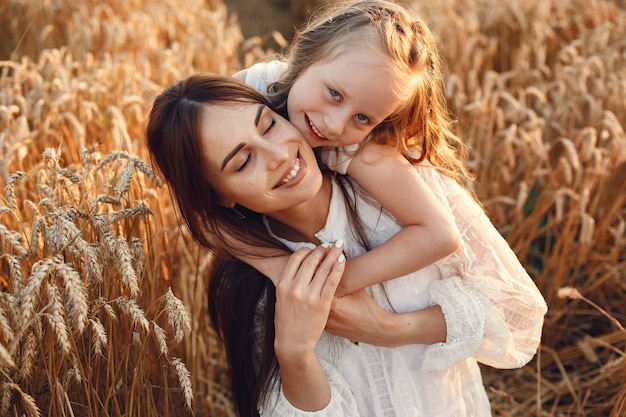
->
<box><xmin>254</xmin><ymin>104</ymin><xmax>264</xmax><ymax>126</ymax></box>
<box><xmin>221</xmin><ymin>143</ymin><xmax>245</xmax><ymax>171</ymax></box>
<box><xmin>220</xmin><ymin>105</ymin><xmax>265</xmax><ymax>171</ymax></box>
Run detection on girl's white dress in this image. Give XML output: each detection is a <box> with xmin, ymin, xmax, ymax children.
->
<box><xmin>245</xmin><ymin>62</ymin><xmax>548</xmax><ymax>417</ymax></box>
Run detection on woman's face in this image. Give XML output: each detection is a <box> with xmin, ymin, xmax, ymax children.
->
<box><xmin>287</xmin><ymin>47</ymin><xmax>404</xmax><ymax>149</ymax></box>
<box><xmin>200</xmin><ymin>102</ymin><xmax>323</xmax><ymax>215</ymax></box>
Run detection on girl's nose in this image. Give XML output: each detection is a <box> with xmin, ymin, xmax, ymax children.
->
<box><xmin>324</xmin><ymin>110</ymin><xmax>349</xmax><ymax>136</ymax></box>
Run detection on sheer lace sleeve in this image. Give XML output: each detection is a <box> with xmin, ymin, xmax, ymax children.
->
<box><xmin>417</xmin><ymin>164</ymin><xmax>548</xmax><ymax>369</ymax></box>
<box><xmin>422</xmin><ymin>277</ymin><xmax>485</xmax><ymax>370</ymax></box>
<box><xmin>259</xmin><ymin>360</ymin><xmax>361</xmax><ymax>417</ymax></box>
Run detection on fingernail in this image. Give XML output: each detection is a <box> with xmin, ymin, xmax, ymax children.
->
<box><xmin>335</xmin><ymin>238</ymin><xmax>344</xmax><ymax>248</ymax></box>
<box><xmin>338</xmin><ymin>254</ymin><xmax>345</xmax><ymax>264</ymax></box>
<box><xmin>321</xmin><ymin>242</ymin><xmax>332</xmax><ymax>248</ymax></box>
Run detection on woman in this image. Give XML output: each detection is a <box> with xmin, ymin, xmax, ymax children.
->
<box><xmin>146</xmin><ymin>73</ymin><xmax>547</xmax><ymax>417</ymax></box>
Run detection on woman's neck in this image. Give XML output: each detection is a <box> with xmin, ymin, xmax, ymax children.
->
<box><xmin>266</xmin><ymin>176</ymin><xmax>332</xmax><ymax>244</ymax></box>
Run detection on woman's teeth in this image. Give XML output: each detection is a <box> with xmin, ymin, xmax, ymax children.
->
<box><xmin>309</xmin><ymin>118</ymin><xmax>326</xmax><ymax>139</ymax></box>
<box><xmin>282</xmin><ymin>158</ymin><xmax>301</xmax><ymax>184</ymax></box>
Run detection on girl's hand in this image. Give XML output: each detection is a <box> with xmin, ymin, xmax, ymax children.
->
<box><xmin>326</xmin><ymin>289</ymin><xmax>395</xmax><ymax>346</ymax></box>
<box><xmin>274</xmin><ymin>244</ymin><xmax>346</xmax><ymax>363</ymax></box>
<box><xmin>327</xmin><ymin>290</ymin><xmax>447</xmax><ymax>347</ymax></box>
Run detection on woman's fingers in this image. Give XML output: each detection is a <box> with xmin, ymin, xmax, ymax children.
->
<box><xmin>278</xmin><ymin>241</ymin><xmax>345</xmax><ymax>298</ymax></box>
<box><xmin>273</xmin><ymin>241</ymin><xmax>345</xmax><ymax>361</ymax></box>
<box><xmin>280</xmin><ymin>247</ymin><xmax>317</xmax><ymax>283</ymax></box>
<box><xmin>309</xmin><ymin>240</ymin><xmax>345</xmax><ymax>297</ymax></box>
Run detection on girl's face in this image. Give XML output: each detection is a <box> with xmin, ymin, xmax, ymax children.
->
<box><xmin>287</xmin><ymin>48</ymin><xmax>404</xmax><ymax>149</ymax></box>
<box><xmin>200</xmin><ymin>102</ymin><xmax>323</xmax><ymax>215</ymax></box>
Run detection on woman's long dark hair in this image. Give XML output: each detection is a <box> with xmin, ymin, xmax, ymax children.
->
<box><xmin>208</xmin><ymin>254</ymin><xmax>278</xmax><ymax>417</ymax></box>
<box><xmin>146</xmin><ymin>73</ymin><xmax>376</xmax><ymax>416</ymax></box>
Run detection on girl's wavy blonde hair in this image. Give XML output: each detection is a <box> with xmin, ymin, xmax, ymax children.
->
<box><xmin>268</xmin><ymin>0</ymin><xmax>472</xmax><ymax>183</ymax></box>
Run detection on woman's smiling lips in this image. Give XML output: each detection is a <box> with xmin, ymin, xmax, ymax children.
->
<box><xmin>274</xmin><ymin>152</ymin><xmax>305</xmax><ymax>188</ymax></box>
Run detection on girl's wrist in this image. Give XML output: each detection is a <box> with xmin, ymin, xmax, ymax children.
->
<box><xmin>378</xmin><ymin>310</ymin><xmax>407</xmax><ymax>348</ymax></box>
<box><xmin>382</xmin><ymin>306</ymin><xmax>446</xmax><ymax>347</ymax></box>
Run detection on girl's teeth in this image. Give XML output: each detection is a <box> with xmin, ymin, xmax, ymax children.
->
<box><xmin>282</xmin><ymin>158</ymin><xmax>301</xmax><ymax>184</ymax></box>
<box><xmin>309</xmin><ymin>119</ymin><xmax>326</xmax><ymax>139</ymax></box>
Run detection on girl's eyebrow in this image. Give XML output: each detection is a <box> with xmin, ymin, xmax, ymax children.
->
<box><xmin>220</xmin><ymin>105</ymin><xmax>265</xmax><ymax>171</ymax></box>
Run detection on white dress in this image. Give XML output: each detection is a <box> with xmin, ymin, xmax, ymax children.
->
<box><xmin>245</xmin><ymin>62</ymin><xmax>548</xmax><ymax>417</ymax></box>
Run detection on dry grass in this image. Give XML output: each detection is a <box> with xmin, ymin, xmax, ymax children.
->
<box><xmin>0</xmin><ymin>0</ymin><xmax>624</xmax><ymax>416</ymax></box>
<box><xmin>402</xmin><ymin>0</ymin><xmax>626</xmax><ymax>415</ymax></box>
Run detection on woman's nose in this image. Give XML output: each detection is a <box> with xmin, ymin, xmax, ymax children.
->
<box><xmin>264</xmin><ymin>141</ymin><xmax>289</xmax><ymax>170</ymax></box>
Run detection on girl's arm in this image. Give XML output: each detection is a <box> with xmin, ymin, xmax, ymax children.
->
<box><xmin>327</xmin><ymin>289</ymin><xmax>447</xmax><ymax>347</ymax></box>
<box><xmin>336</xmin><ymin>141</ymin><xmax>461</xmax><ymax>296</ymax></box>
<box><xmin>232</xmin><ymin>68</ymin><xmax>248</xmax><ymax>82</ymax></box>
<box><xmin>215</xmin><ymin>226</ymin><xmax>292</xmax><ymax>285</ymax></box>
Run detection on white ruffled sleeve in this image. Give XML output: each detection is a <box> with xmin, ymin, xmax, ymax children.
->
<box><xmin>259</xmin><ymin>360</ymin><xmax>361</xmax><ymax>417</ymax></box>
<box><xmin>244</xmin><ymin>60</ymin><xmax>287</xmax><ymax>97</ymax></box>
<box><xmin>416</xmin><ymin>164</ymin><xmax>548</xmax><ymax>370</ymax></box>
<box><xmin>422</xmin><ymin>277</ymin><xmax>485</xmax><ymax>371</ymax></box>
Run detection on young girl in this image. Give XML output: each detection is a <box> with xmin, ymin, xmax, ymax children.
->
<box><xmin>233</xmin><ymin>0</ymin><xmax>469</xmax><ymax>296</ymax></box>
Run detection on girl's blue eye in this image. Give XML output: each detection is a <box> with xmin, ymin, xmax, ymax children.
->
<box><xmin>329</xmin><ymin>88</ymin><xmax>341</xmax><ymax>100</ymax></box>
<box><xmin>356</xmin><ymin>114</ymin><xmax>369</xmax><ymax>123</ymax></box>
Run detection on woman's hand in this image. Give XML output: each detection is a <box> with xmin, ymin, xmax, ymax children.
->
<box><xmin>327</xmin><ymin>290</ymin><xmax>447</xmax><ymax>347</ymax></box>
<box><xmin>273</xmin><ymin>243</ymin><xmax>345</xmax><ymax>411</ymax></box>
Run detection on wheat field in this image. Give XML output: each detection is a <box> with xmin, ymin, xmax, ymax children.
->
<box><xmin>0</xmin><ymin>0</ymin><xmax>624</xmax><ymax>416</ymax></box>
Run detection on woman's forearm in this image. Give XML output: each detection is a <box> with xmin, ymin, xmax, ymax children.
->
<box><xmin>277</xmin><ymin>350</ymin><xmax>332</xmax><ymax>411</ymax></box>
<box><xmin>272</xmin><ymin>245</ymin><xmax>346</xmax><ymax>411</ymax></box>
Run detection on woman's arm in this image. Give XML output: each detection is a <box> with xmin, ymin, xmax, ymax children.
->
<box><xmin>273</xmin><ymin>244</ymin><xmax>345</xmax><ymax>411</ymax></box>
<box><xmin>336</xmin><ymin>141</ymin><xmax>461</xmax><ymax>296</ymax></box>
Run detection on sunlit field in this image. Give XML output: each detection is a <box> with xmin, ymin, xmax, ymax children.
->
<box><xmin>0</xmin><ymin>0</ymin><xmax>624</xmax><ymax>416</ymax></box>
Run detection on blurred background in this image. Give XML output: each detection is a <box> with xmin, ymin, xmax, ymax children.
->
<box><xmin>1</xmin><ymin>0</ymin><xmax>625</xmax><ymax>416</ymax></box>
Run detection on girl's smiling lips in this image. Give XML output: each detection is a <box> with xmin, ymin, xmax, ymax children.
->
<box><xmin>305</xmin><ymin>114</ymin><xmax>328</xmax><ymax>142</ymax></box>
<box><xmin>274</xmin><ymin>152</ymin><xmax>305</xmax><ymax>189</ymax></box>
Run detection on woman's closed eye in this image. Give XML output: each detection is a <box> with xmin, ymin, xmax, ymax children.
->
<box><xmin>236</xmin><ymin>117</ymin><xmax>277</xmax><ymax>172</ymax></box>
<box><xmin>263</xmin><ymin>117</ymin><xmax>276</xmax><ymax>135</ymax></box>
<box><xmin>235</xmin><ymin>153</ymin><xmax>251</xmax><ymax>172</ymax></box>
